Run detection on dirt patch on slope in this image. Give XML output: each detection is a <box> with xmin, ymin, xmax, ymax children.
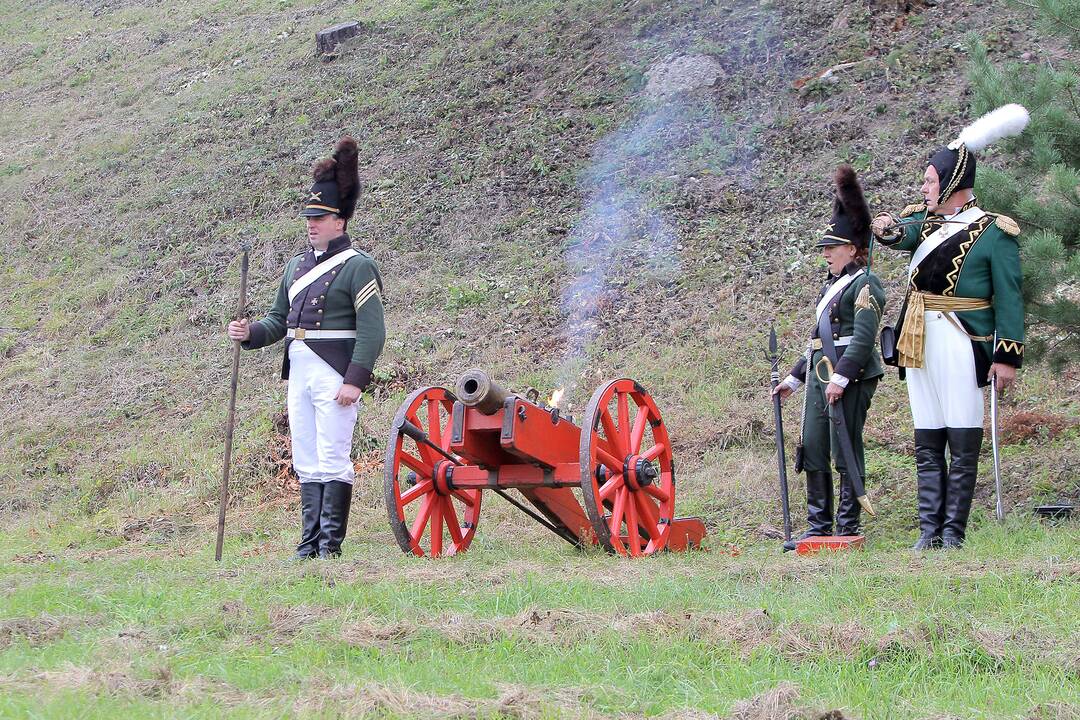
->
<box><xmin>0</xmin><ymin>615</ymin><xmax>87</xmax><ymax>649</ymax></box>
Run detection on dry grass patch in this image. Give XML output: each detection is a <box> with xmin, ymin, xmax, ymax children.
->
<box><xmin>293</xmin><ymin>679</ymin><xmax>596</xmax><ymax>719</ymax></box>
<box><xmin>340</xmin><ymin>615</ymin><xmax>414</xmax><ymax>649</ymax></box>
<box><xmin>1</xmin><ymin>662</ymin><xmax>175</xmax><ymax>700</ymax></box>
<box><xmin>267</xmin><ymin>603</ymin><xmax>323</xmax><ymax>640</ymax></box>
<box><xmin>0</xmin><ymin>614</ymin><xmax>88</xmax><ymax>649</ymax></box>
<box><xmin>728</xmin><ymin>681</ymin><xmax>850</xmax><ymax>720</ymax></box>
<box><xmin>775</xmin><ymin>620</ymin><xmax>872</xmax><ymax>663</ymax></box>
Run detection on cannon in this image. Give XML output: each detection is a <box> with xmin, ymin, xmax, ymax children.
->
<box><xmin>384</xmin><ymin>369</ymin><xmax>706</xmax><ymax>557</ymax></box>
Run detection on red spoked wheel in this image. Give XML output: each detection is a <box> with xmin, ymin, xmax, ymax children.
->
<box><xmin>579</xmin><ymin>379</ymin><xmax>675</xmax><ymax>557</ymax></box>
<box><xmin>384</xmin><ymin>386</ymin><xmax>482</xmax><ymax>557</ymax></box>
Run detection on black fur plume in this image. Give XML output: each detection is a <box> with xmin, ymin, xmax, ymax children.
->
<box><xmin>311</xmin><ymin>157</ymin><xmax>336</xmax><ymax>182</ymax></box>
<box><xmin>834</xmin><ymin>164</ymin><xmax>870</xmax><ymax>240</ymax></box>
<box><xmin>333</xmin><ymin>136</ymin><xmax>359</xmax><ymax>220</ymax></box>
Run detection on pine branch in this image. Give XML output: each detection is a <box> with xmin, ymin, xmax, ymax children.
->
<box><xmin>1013</xmin><ymin>0</ymin><xmax>1080</xmax><ymax>34</ymax></box>
<box><xmin>1067</xmin><ymin>84</ymin><xmax>1080</xmax><ymax>124</ymax></box>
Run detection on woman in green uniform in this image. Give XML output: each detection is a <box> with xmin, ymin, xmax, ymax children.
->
<box><xmin>774</xmin><ymin>166</ymin><xmax>886</xmax><ymax>549</ymax></box>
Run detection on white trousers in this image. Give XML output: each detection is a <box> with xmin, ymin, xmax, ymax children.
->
<box><xmin>287</xmin><ymin>340</ymin><xmax>357</xmax><ymax>484</ymax></box>
<box><xmin>906</xmin><ymin>311</ymin><xmax>984</xmax><ymax>430</ymax></box>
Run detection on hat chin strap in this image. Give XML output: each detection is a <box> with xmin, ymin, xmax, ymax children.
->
<box><xmin>939</xmin><ymin>143</ymin><xmax>969</xmax><ymax>203</ymax></box>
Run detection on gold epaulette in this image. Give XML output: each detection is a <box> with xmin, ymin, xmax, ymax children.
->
<box><xmin>855</xmin><ymin>285</ymin><xmax>871</xmax><ymax>311</ymax></box>
<box><xmin>994</xmin><ymin>214</ymin><xmax>1020</xmax><ymax>236</ymax></box>
<box><xmin>899</xmin><ymin>203</ymin><xmax>926</xmax><ymax>218</ymax></box>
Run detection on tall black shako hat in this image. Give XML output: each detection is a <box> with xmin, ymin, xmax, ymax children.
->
<box><xmin>300</xmin><ymin>136</ymin><xmax>359</xmax><ymax>224</ymax></box>
<box><xmin>818</xmin><ymin>165</ymin><xmax>870</xmax><ymax>249</ymax></box>
<box><xmin>927</xmin><ymin>104</ymin><xmax>1029</xmax><ymax>205</ymax></box>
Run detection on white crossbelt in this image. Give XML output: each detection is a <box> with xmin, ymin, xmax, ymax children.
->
<box><xmin>812</xmin><ymin>335</ymin><xmax>853</xmax><ymax>350</ymax></box>
<box><xmin>287</xmin><ymin>328</ymin><xmax>357</xmax><ymax>340</ymax></box>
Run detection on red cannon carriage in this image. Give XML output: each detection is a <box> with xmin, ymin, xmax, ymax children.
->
<box><xmin>383</xmin><ymin>369</ymin><xmax>706</xmax><ymax>557</ymax></box>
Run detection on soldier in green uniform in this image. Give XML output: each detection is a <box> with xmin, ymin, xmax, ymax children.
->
<box><xmin>871</xmin><ymin>104</ymin><xmax>1028</xmax><ymax>550</ymax></box>
<box><xmin>775</xmin><ymin>166</ymin><xmax>886</xmax><ymax>550</ymax></box>
<box><xmin>227</xmin><ymin>137</ymin><xmax>386</xmax><ymax>559</ymax></box>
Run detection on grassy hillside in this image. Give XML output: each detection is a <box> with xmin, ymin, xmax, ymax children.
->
<box><xmin>1</xmin><ymin>0</ymin><xmax>1078</xmax><ymax>716</ymax></box>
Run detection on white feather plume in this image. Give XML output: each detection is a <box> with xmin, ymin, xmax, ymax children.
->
<box><xmin>950</xmin><ymin>103</ymin><xmax>1030</xmax><ymax>152</ymax></box>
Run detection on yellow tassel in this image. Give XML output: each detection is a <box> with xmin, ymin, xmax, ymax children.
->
<box><xmin>896</xmin><ymin>292</ymin><xmax>926</xmax><ymax>368</ymax></box>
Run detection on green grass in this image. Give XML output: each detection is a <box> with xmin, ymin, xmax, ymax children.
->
<box><xmin>1</xmin><ymin>522</ymin><xmax>1077</xmax><ymax>718</ymax></box>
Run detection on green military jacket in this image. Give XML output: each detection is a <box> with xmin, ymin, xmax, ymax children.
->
<box><xmin>790</xmin><ymin>262</ymin><xmax>886</xmax><ymax>385</ymax></box>
<box><xmin>881</xmin><ymin>199</ymin><xmax>1024</xmax><ymax>382</ymax></box>
<box><xmin>243</xmin><ymin>234</ymin><xmax>386</xmax><ymax>388</ymax></box>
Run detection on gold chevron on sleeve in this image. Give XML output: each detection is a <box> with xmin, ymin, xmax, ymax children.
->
<box><xmin>354</xmin><ymin>279</ymin><xmax>381</xmax><ymax>311</ymax></box>
<box><xmin>996</xmin><ymin>338</ymin><xmax>1024</xmax><ymax>355</ymax></box>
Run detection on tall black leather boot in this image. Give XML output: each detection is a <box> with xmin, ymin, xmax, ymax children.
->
<box><xmin>942</xmin><ymin>428</ymin><xmax>983</xmax><ymax>549</ymax></box>
<box><xmin>835</xmin><ymin>474</ymin><xmax>861</xmax><ymax>536</ymax></box>
<box><xmin>783</xmin><ymin>471</ymin><xmax>834</xmax><ymax>551</ymax></box>
<box><xmin>912</xmin><ymin>429</ymin><xmax>948</xmax><ymax>550</ymax></box>
<box><xmin>295</xmin><ymin>482</ymin><xmax>324</xmax><ymax>560</ymax></box>
<box><xmin>318</xmin><ymin>480</ymin><xmax>353</xmax><ymax>558</ymax></box>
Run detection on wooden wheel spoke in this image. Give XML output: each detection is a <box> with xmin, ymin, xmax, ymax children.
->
<box><xmin>626</xmin><ymin>495</ymin><xmax>641</xmax><ymax>556</ymax></box>
<box><xmin>600</xmin><ymin>409</ymin><xmax>626</xmax><ymax>457</ymax></box>
<box><xmin>643</xmin><ymin>482</ymin><xmax>670</xmax><ymax>504</ymax></box>
<box><xmin>641</xmin><ymin>443</ymin><xmax>666</xmax><ymax>462</ymax></box>
<box><xmin>426</xmin><ymin>400</ymin><xmax>442</xmax><ymax>449</ymax></box>
<box><xmin>598</xmin><ymin>474</ymin><xmax>624</xmax><ymax>502</ymax></box>
<box><xmin>444</xmin><ymin>500</ymin><xmax>465</xmax><ymax>545</ymax></box>
<box><xmin>629</xmin><ymin>405</ymin><xmax>650</xmax><ymax>454</ymax></box>
<box><xmin>595</xmin><ymin>445</ymin><xmax>624</xmax><ymax>473</ymax></box>
<box><xmin>633</xmin><ymin>491</ymin><xmax>660</xmax><ymax>534</ymax></box>
<box><xmin>399</xmin><ymin>451</ymin><xmax>433</xmax><ymax>478</ymax></box>
<box><xmin>451</xmin><ymin>489</ymin><xmax>477</xmax><ymax>507</ymax></box>
<box><xmin>610</xmin><ymin>488</ymin><xmax>628</xmax><ymax>538</ymax></box>
<box><xmin>430</xmin><ymin>499</ymin><xmax>444</xmax><ymax>557</ymax></box>
<box><xmin>399</xmin><ymin>479</ymin><xmax>433</xmax><ymax>506</ymax></box>
<box><xmin>410</xmin><ymin>494</ymin><xmax>435</xmax><ymax>544</ymax></box>
<box><xmin>616</xmin><ymin>392</ymin><xmax>631</xmax><ymax>451</ymax></box>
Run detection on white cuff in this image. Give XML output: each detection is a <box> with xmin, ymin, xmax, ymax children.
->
<box><xmin>783</xmin><ymin>375</ymin><xmax>803</xmax><ymax>391</ymax></box>
<box><xmin>830</xmin><ymin>373</ymin><xmax>850</xmax><ymax>388</ymax></box>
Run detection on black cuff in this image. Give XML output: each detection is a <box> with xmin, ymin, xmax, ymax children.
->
<box><xmin>789</xmin><ymin>357</ymin><xmax>807</xmax><ymax>383</ymax></box>
<box><xmin>242</xmin><ymin>321</ymin><xmax>268</xmax><ymax>350</ymax></box>
<box><xmin>833</xmin><ymin>356</ymin><xmax>860</xmax><ymax>380</ymax></box>
<box><xmin>993</xmin><ymin>338</ymin><xmax>1023</xmax><ymax>368</ymax></box>
<box><xmin>343</xmin><ymin>363</ymin><xmax>372</xmax><ymax>390</ymax></box>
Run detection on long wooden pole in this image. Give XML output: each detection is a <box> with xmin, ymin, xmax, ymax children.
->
<box><xmin>216</xmin><ymin>249</ymin><xmax>248</xmax><ymax>561</ymax></box>
<box><xmin>769</xmin><ymin>326</ymin><xmax>792</xmax><ymax>543</ymax></box>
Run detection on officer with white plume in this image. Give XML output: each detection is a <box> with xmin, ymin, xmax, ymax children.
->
<box><xmin>872</xmin><ymin>104</ymin><xmax>1029</xmax><ymax>550</ymax></box>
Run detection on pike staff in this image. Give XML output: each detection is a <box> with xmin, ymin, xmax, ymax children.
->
<box><xmin>769</xmin><ymin>325</ymin><xmax>792</xmax><ymax>543</ymax></box>
<box><xmin>216</xmin><ymin>248</ymin><xmax>248</xmax><ymax>562</ymax></box>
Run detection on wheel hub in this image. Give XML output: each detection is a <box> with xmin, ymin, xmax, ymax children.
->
<box><xmin>623</xmin><ymin>454</ymin><xmax>657</xmax><ymax>490</ymax></box>
<box><xmin>433</xmin><ymin>460</ymin><xmax>453</xmax><ymax>496</ymax></box>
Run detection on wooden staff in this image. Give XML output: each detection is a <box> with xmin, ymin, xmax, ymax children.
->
<box><xmin>216</xmin><ymin>249</ymin><xmax>248</xmax><ymax>561</ymax></box>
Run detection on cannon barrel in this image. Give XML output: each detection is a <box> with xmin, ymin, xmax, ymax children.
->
<box><xmin>455</xmin><ymin>368</ymin><xmax>511</xmax><ymax>415</ymax></box>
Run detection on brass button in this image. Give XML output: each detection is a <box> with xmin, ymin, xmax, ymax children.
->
<box><xmin>833</xmin><ymin>333</ymin><xmax>839</xmax><ymax>339</ymax></box>
<box><xmin>317</xmin><ymin>309</ymin><xmax>323</xmax><ymax>314</ymax></box>
<box><xmin>324</xmin><ymin>281</ymin><xmax>330</xmax><ymax>286</ymax></box>
<box><xmin>315</xmin><ymin>322</ymin><xmax>321</xmax><ymax>328</ymax></box>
